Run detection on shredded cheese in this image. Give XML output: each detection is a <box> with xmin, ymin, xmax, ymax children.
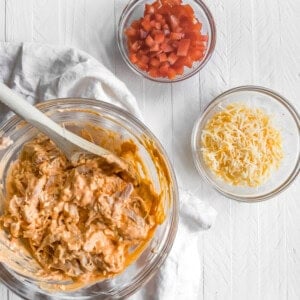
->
<box><xmin>200</xmin><ymin>104</ymin><xmax>283</xmax><ymax>187</ymax></box>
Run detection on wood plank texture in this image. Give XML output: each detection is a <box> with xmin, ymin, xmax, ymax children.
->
<box><xmin>5</xmin><ymin>0</ymin><xmax>33</xmax><ymax>42</ymax></box>
<box><xmin>0</xmin><ymin>0</ymin><xmax>5</xmax><ymax>41</ymax></box>
<box><xmin>277</xmin><ymin>1</ymin><xmax>300</xmax><ymax>299</ymax></box>
<box><xmin>253</xmin><ymin>1</ymin><xmax>288</xmax><ymax>299</ymax></box>
<box><xmin>32</xmin><ymin>0</ymin><xmax>60</xmax><ymax>44</ymax></box>
<box><xmin>199</xmin><ymin>1</ymin><xmax>232</xmax><ymax>299</ymax></box>
<box><xmin>60</xmin><ymin>0</ymin><xmax>87</xmax><ymax>49</ymax></box>
<box><xmin>227</xmin><ymin>1</ymin><xmax>260</xmax><ymax>300</ymax></box>
<box><xmin>172</xmin><ymin>76</ymin><xmax>201</xmax><ymax>191</ymax></box>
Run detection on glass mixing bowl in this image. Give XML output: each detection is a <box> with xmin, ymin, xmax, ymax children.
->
<box><xmin>0</xmin><ymin>98</ymin><xmax>179</xmax><ymax>299</ymax></box>
<box><xmin>117</xmin><ymin>0</ymin><xmax>216</xmax><ymax>82</ymax></box>
<box><xmin>192</xmin><ymin>86</ymin><xmax>300</xmax><ymax>202</ymax></box>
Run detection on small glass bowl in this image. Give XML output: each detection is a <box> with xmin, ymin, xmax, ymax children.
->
<box><xmin>0</xmin><ymin>98</ymin><xmax>179</xmax><ymax>299</ymax></box>
<box><xmin>191</xmin><ymin>86</ymin><xmax>300</xmax><ymax>202</ymax></box>
<box><xmin>117</xmin><ymin>0</ymin><xmax>216</xmax><ymax>83</ymax></box>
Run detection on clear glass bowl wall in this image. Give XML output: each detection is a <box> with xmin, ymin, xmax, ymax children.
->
<box><xmin>0</xmin><ymin>98</ymin><xmax>179</xmax><ymax>299</ymax></box>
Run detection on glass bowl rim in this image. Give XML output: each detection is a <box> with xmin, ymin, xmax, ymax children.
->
<box><xmin>191</xmin><ymin>85</ymin><xmax>300</xmax><ymax>202</ymax></box>
<box><xmin>0</xmin><ymin>97</ymin><xmax>179</xmax><ymax>299</ymax></box>
<box><xmin>117</xmin><ymin>0</ymin><xmax>217</xmax><ymax>83</ymax></box>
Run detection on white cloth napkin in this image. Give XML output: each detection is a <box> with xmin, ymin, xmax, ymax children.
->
<box><xmin>0</xmin><ymin>42</ymin><xmax>217</xmax><ymax>299</ymax></box>
<box><xmin>0</xmin><ymin>43</ymin><xmax>141</xmax><ymax>122</ymax></box>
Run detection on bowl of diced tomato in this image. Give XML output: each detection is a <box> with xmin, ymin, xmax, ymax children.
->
<box><xmin>118</xmin><ymin>0</ymin><xmax>216</xmax><ymax>82</ymax></box>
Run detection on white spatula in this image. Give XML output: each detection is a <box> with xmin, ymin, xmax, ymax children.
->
<box><xmin>0</xmin><ymin>82</ymin><xmax>136</xmax><ymax>182</ymax></box>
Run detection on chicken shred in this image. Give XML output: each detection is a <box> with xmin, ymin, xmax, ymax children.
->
<box><xmin>1</xmin><ymin>134</ymin><xmax>158</xmax><ymax>279</ymax></box>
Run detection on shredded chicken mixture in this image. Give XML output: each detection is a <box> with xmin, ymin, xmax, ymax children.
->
<box><xmin>1</xmin><ymin>134</ymin><xmax>158</xmax><ymax>279</ymax></box>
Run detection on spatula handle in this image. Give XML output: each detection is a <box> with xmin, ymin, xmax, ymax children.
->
<box><xmin>0</xmin><ymin>82</ymin><xmax>62</xmax><ymax>133</ymax></box>
<box><xmin>0</xmin><ymin>83</ymin><xmax>110</xmax><ymax>160</ymax></box>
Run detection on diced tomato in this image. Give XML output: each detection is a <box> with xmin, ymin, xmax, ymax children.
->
<box><xmin>174</xmin><ymin>26</ymin><xmax>183</xmax><ymax>33</ymax></box>
<box><xmin>125</xmin><ymin>27</ymin><xmax>137</xmax><ymax>37</ymax></box>
<box><xmin>176</xmin><ymin>56</ymin><xmax>193</xmax><ymax>68</ymax></box>
<box><xmin>200</xmin><ymin>34</ymin><xmax>208</xmax><ymax>42</ymax></box>
<box><xmin>177</xmin><ymin>39</ymin><xmax>190</xmax><ymax>56</ymax></box>
<box><xmin>159</xmin><ymin>62</ymin><xmax>170</xmax><ymax>76</ymax></box>
<box><xmin>161</xmin><ymin>42</ymin><xmax>174</xmax><ymax>52</ymax></box>
<box><xmin>172</xmin><ymin>5</ymin><xmax>186</xmax><ymax>18</ymax></box>
<box><xmin>155</xmin><ymin>14</ymin><xmax>163</xmax><ymax>21</ymax></box>
<box><xmin>140</xmin><ymin>54</ymin><xmax>150</xmax><ymax>64</ymax></box>
<box><xmin>185</xmin><ymin>56</ymin><xmax>193</xmax><ymax>68</ymax></box>
<box><xmin>154</xmin><ymin>31</ymin><xmax>165</xmax><ymax>43</ymax></box>
<box><xmin>158</xmin><ymin>53</ymin><xmax>168</xmax><ymax>62</ymax></box>
<box><xmin>145</xmin><ymin>4</ymin><xmax>155</xmax><ymax>14</ymax></box>
<box><xmin>162</xmin><ymin>0</ymin><xmax>182</xmax><ymax>6</ymax></box>
<box><xmin>191</xmin><ymin>22</ymin><xmax>202</xmax><ymax>32</ymax></box>
<box><xmin>167</xmin><ymin>68</ymin><xmax>177</xmax><ymax>79</ymax></box>
<box><xmin>171</xmin><ymin>41</ymin><xmax>179</xmax><ymax>48</ymax></box>
<box><xmin>138</xmin><ymin>49</ymin><xmax>149</xmax><ymax>56</ymax></box>
<box><xmin>169</xmin><ymin>15</ymin><xmax>179</xmax><ymax>31</ymax></box>
<box><xmin>170</xmin><ymin>32</ymin><xmax>183</xmax><ymax>40</ymax></box>
<box><xmin>185</xmin><ymin>31</ymin><xmax>200</xmax><ymax>41</ymax></box>
<box><xmin>159</xmin><ymin>4</ymin><xmax>172</xmax><ymax>15</ymax></box>
<box><xmin>136</xmin><ymin>61</ymin><xmax>148</xmax><ymax>71</ymax></box>
<box><xmin>195</xmin><ymin>45</ymin><xmax>206</xmax><ymax>52</ymax></box>
<box><xmin>150</xmin><ymin>50</ymin><xmax>162</xmax><ymax>57</ymax></box>
<box><xmin>183</xmin><ymin>4</ymin><xmax>194</xmax><ymax>17</ymax></box>
<box><xmin>125</xmin><ymin>0</ymin><xmax>208</xmax><ymax>80</ymax></box>
<box><xmin>149</xmin><ymin>28</ymin><xmax>158</xmax><ymax>37</ymax></box>
<box><xmin>149</xmin><ymin>20</ymin><xmax>155</xmax><ymax>27</ymax></box>
<box><xmin>131</xmin><ymin>20</ymin><xmax>140</xmax><ymax>29</ymax></box>
<box><xmin>149</xmin><ymin>68</ymin><xmax>160</xmax><ymax>78</ymax></box>
<box><xmin>144</xmin><ymin>14</ymin><xmax>151</xmax><ymax>21</ymax></box>
<box><xmin>152</xmin><ymin>1</ymin><xmax>162</xmax><ymax>11</ymax></box>
<box><xmin>129</xmin><ymin>53</ymin><xmax>138</xmax><ymax>64</ymax></box>
<box><xmin>141</xmin><ymin>19</ymin><xmax>152</xmax><ymax>31</ymax></box>
<box><xmin>130</xmin><ymin>41</ymin><xmax>141</xmax><ymax>52</ymax></box>
<box><xmin>160</xmin><ymin>18</ymin><xmax>166</xmax><ymax>26</ymax></box>
<box><xmin>145</xmin><ymin>35</ymin><xmax>155</xmax><ymax>47</ymax></box>
<box><xmin>150</xmin><ymin>58</ymin><xmax>160</xmax><ymax>67</ymax></box>
<box><xmin>175</xmin><ymin>5</ymin><xmax>195</xmax><ymax>18</ymax></box>
<box><xmin>173</xmin><ymin>64</ymin><xmax>184</xmax><ymax>75</ymax></box>
<box><xmin>193</xmin><ymin>40</ymin><xmax>206</xmax><ymax>48</ymax></box>
<box><xmin>163</xmin><ymin>28</ymin><xmax>170</xmax><ymax>36</ymax></box>
<box><xmin>168</xmin><ymin>52</ymin><xmax>178</xmax><ymax>65</ymax></box>
<box><xmin>178</xmin><ymin>20</ymin><xmax>190</xmax><ymax>31</ymax></box>
<box><xmin>140</xmin><ymin>29</ymin><xmax>147</xmax><ymax>39</ymax></box>
<box><xmin>154</xmin><ymin>22</ymin><xmax>162</xmax><ymax>30</ymax></box>
<box><xmin>189</xmin><ymin>49</ymin><xmax>203</xmax><ymax>61</ymax></box>
<box><xmin>150</xmin><ymin>43</ymin><xmax>160</xmax><ymax>52</ymax></box>
<box><xmin>162</xmin><ymin>23</ymin><xmax>170</xmax><ymax>31</ymax></box>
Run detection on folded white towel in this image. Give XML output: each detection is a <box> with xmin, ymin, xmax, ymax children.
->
<box><xmin>0</xmin><ymin>42</ymin><xmax>217</xmax><ymax>299</ymax></box>
<box><xmin>0</xmin><ymin>42</ymin><xmax>141</xmax><ymax>122</ymax></box>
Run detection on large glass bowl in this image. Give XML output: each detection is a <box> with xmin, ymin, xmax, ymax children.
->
<box><xmin>0</xmin><ymin>98</ymin><xmax>179</xmax><ymax>299</ymax></box>
<box><xmin>192</xmin><ymin>86</ymin><xmax>300</xmax><ymax>202</ymax></box>
<box><xmin>117</xmin><ymin>0</ymin><xmax>216</xmax><ymax>83</ymax></box>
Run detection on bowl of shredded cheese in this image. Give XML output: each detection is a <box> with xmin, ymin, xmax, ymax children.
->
<box><xmin>192</xmin><ymin>86</ymin><xmax>300</xmax><ymax>202</ymax></box>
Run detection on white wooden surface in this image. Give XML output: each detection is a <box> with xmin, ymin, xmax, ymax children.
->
<box><xmin>0</xmin><ymin>0</ymin><xmax>300</xmax><ymax>299</ymax></box>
